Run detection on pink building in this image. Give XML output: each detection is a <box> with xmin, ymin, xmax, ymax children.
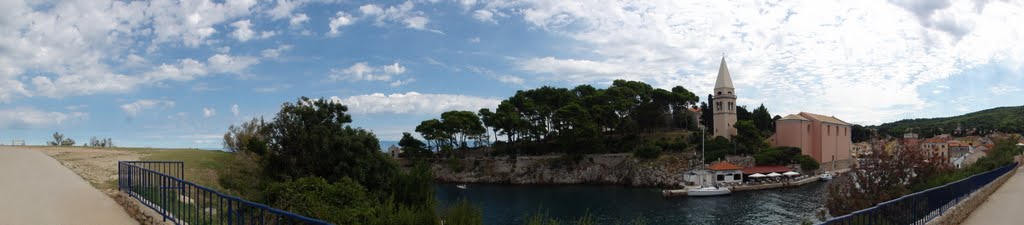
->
<box><xmin>769</xmin><ymin>112</ymin><xmax>853</xmax><ymax>164</ymax></box>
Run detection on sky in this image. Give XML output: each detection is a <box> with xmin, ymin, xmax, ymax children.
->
<box><xmin>0</xmin><ymin>0</ymin><xmax>1022</xmax><ymax>149</ymax></box>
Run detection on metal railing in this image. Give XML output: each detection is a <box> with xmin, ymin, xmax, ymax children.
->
<box><xmin>819</xmin><ymin>162</ymin><xmax>1018</xmax><ymax>225</ymax></box>
<box><xmin>118</xmin><ymin>161</ymin><xmax>331</xmax><ymax>225</ymax></box>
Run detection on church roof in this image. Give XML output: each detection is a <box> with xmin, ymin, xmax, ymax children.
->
<box><xmin>779</xmin><ymin>114</ymin><xmax>809</xmax><ymax>121</ymax></box>
<box><xmin>799</xmin><ymin>112</ymin><xmax>850</xmax><ymax>126</ymax></box>
<box><xmin>714</xmin><ymin>57</ymin><xmax>734</xmax><ymax>89</ymax></box>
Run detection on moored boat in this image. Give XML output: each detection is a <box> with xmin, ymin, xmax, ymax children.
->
<box><xmin>686</xmin><ymin>186</ymin><xmax>731</xmax><ymax>197</ymax></box>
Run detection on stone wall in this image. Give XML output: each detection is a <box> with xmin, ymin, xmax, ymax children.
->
<box><xmin>111</xmin><ymin>191</ymin><xmax>175</xmax><ymax>225</ymax></box>
<box><xmin>924</xmin><ymin>164</ymin><xmax>1018</xmax><ymax>225</ymax></box>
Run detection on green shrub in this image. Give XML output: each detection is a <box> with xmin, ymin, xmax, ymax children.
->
<box><xmin>441</xmin><ymin>199</ymin><xmax>483</xmax><ymax>225</ymax></box>
<box><xmin>633</xmin><ymin>144</ymin><xmax>662</xmax><ymax>159</ymax></box>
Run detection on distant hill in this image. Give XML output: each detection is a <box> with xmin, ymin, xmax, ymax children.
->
<box><xmin>873</xmin><ymin>106</ymin><xmax>1024</xmax><ymax>137</ymax></box>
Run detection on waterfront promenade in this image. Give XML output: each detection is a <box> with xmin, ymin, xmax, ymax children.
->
<box><xmin>961</xmin><ymin>166</ymin><xmax>1024</xmax><ymax>225</ymax></box>
<box><xmin>0</xmin><ymin>148</ymin><xmax>136</xmax><ymax>224</ymax></box>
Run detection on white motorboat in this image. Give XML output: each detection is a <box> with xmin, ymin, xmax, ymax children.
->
<box><xmin>687</xmin><ymin>186</ymin><xmax>731</xmax><ymax>197</ymax></box>
<box><xmin>819</xmin><ymin>172</ymin><xmax>833</xmax><ymax>181</ymax></box>
<box><xmin>456</xmin><ymin>184</ymin><xmax>468</xmax><ymax>189</ymax></box>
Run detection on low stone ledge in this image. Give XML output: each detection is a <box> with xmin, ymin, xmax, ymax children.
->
<box><xmin>925</xmin><ymin>165</ymin><xmax>1018</xmax><ymax>225</ymax></box>
<box><xmin>110</xmin><ymin>191</ymin><xmax>175</xmax><ymax>225</ymax></box>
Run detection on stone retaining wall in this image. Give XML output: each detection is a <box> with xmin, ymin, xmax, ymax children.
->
<box><xmin>924</xmin><ymin>164</ymin><xmax>1019</xmax><ymax>225</ymax></box>
<box><xmin>110</xmin><ymin>191</ymin><xmax>175</xmax><ymax>225</ymax></box>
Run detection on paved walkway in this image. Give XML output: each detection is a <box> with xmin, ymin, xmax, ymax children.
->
<box><xmin>961</xmin><ymin>166</ymin><xmax>1024</xmax><ymax>225</ymax></box>
<box><xmin>0</xmin><ymin>148</ymin><xmax>137</xmax><ymax>224</ymax></box>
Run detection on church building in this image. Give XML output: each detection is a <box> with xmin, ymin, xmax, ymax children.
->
<box><xmin>712</xmin><ymin>57</ymin><xmax>738</xmax><ymax>139</ymax></box>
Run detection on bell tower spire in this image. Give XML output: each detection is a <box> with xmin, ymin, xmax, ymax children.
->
<box><xmin>712</xmin><ymin>56</ymin><xmax>737</xmax><ymax>139</ymax></box>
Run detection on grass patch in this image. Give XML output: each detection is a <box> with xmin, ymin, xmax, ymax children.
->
<box><xmin>141</xmin><ymin>149</ymin><xmax>238</xmax><ymax>192</ymax></box>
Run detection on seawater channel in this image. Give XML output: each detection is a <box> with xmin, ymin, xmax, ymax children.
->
<box><xmin>436</xmin><ymin>182</ymin><xmax>828</xmax><ymax>225</ymax></box>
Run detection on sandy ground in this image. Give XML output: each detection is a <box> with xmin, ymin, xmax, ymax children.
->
<box><xmin>34</xmin><ymin>146</ymin><xmax>143</xmax><ymax>192</ymax></box>
<box><xmin>0</xmin><ymin>147</ymin><xmax>138</xmax><ymax>224</ymax></box>
<box><xmin>961</xmin><ymin>166</ymin><xmax>1024</xmax><ymax>225</ymax></box>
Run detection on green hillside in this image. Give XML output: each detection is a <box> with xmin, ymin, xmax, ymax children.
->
<box><xmin>874</xmin><ymin>106</ymin><xmax>1024</xmax><ymax>137</ymax></box>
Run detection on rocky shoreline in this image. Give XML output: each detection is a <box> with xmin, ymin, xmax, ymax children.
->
<box><xmin>430</xmin><ymin>153</ymin><xmax>697</xmax><ymax>188</ymax></box>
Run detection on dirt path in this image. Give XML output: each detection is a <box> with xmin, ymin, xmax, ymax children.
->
<box><xmin>961</xmin><ymin>166</ymin><xmax>1024</xmax><ymax>225</ymax></box>
<box><xmin>0</xmin><ymin>147</ymin><xmax>137</xmax><ymax>224</ymax></box>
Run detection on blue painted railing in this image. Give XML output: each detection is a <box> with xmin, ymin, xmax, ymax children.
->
<box><xmin>819</xmin><ymin>162</ymin><xmax>1018</xmax><ymax>225</ymax></box>
<box><xmin>118</xmin><ymin>161</ymin><xmax>331</xmax><ymax>225</ymax></box>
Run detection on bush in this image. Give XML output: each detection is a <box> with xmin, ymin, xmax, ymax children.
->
<box><xmin>441</xmin><ymin>199</ymin><xmax>483</xmax><ymax>225</ymax></box>
<box><xmin>264</xmin><ymin>177</ymin><xmax>372</xmax><ymax>225</ymax></box>
<box><xmin>797</xmin><ymin>155</ymin><xmax>820</xmax><ymax>171</ymax></box>
<box><xmin>633</xmin><ymin>144</ymin><xmax>662</xmax><ymax>159</ymax></box>
<box><xmin>47</xmin><ymin>132</ymin><xmax>75</xmax><ymax>146</ymax></box>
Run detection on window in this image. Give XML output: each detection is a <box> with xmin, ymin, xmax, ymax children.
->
<box><xmin>717</xmin><ymin>175</ymin><xmax>725</xmax><ymax>181</ymax></box>
<box><xmin>828</xmin><ymin>125</ymin><xmax>831</xmax><ymax>136</ymax></box>
<box><xmin>728</xmin><ymin>91</ymin><xmax>732</xmax><ymax>95</ymax></box>
<box><xmin>716</xmin><ymin>102</ymin><xmax>722</xmax><ymax>111</ymax></box>
<box><xmin>718</xmin><ymin>91</ymin><xmax>722</xmax><ymax>95</ymax></box>
<box><xmin>733</xmin><ymin>174</ymin><xmax>741</xmax><ymax>180</ymax></box>
<box><xmin>844</xmin><ymin>127</ymin><xmax>847</xmax><ymax>136</ymax></box>
<box><xmin>728</xmin><ymin>102</ymin><xmax>733</xmax><ymax>110</ymax></box>
<box><xmin>807</xmin><ymin>124</ymin><xmax>811</xmax><ymax>132</ymax></box>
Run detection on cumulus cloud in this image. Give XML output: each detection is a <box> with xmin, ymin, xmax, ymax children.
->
<box><xmin>328</xmin><ymin>11</ymin><xmax>355</xmax><ymax>36</ymax></box>
<box><xmin>488</xmin><ymin>0</ymin><xmax>1024</xmax><ymax>124</ymax></box>
<box><xmin>473</xmin><ymin>9</ymin><xmax>496</xmax><ymax>23</ymax></box>
<box><xmin>0</xmin><ymin>0</ymin><xmax>261</xmax><ymax>100</ymax></box>
<box><xmin>358</xmin><ymin>1</ymin><xmax>440</xmax><ymax>33</ymax></box>
<box><xmin>337</xmin><ymin>92</ymin><xmax>501</xmax><ymax>115</ymax></box>
<box><xmin>0</xmin><ymin>107</ymin><xmax>86</xmax><ymax>129</ymax></box>
<box><xmin>121</xmin><ymin>99</ymin><xmax>175</xmax><ymax>117</ymax></box>
<box><xmin>231</xmin><ymin>104</ymin><xmax>240</xmax><ymax>116</ymax></box>
<box><xmin>207</xmin><ymin>54</ymin><xmax>260</xmax><ymax>74</ymax></box>
<box><xmin>261</xmin><ymin>44</ymin><xmax>294</xmax><ymax>58</ymax></box>
<box><xmin>289</xmin><ymin>13</ymin><xmax>309</xmax><ymax>27</ymax></box>
<box><xmin>267</xmin><ymin>0</ymin><xmax>304</xmax><ymax>21</ymax></box>
<box><xmin>329</xmin><ymin>62</ymin><xmax>407</xmax><ymax>82</ymax></box>
<box><xmin>202</xmin><ymin>107</ymin><xmax>216</xmax><ymax>118</ymax></box>
<box><xmin>231</xmin><ymin>20</ymin><xmax>255</xmax><ymax>42</ymax></box>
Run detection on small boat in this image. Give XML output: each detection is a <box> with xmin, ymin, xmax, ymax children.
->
<box><xmin>686</xmin><ymin>186</ymin><xmax>731</xmax><ymax>197</ymax></box>
<box><xmin>456</xmin><ymin>184</ymin><xmax>467</xmax><ymax>189</ymax></box>
<box><xmin>819</xmin><ymin>172</ymin><xmax>833</xmax><ymax>181</ymax></box>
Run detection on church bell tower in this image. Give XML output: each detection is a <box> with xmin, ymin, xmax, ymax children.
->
<box><xmin>712</xmin><ymin>57</ymin><xmax>737</xmax><ymax>139</ymax></box>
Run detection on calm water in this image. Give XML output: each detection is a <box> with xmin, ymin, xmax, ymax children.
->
<box><xmin>436</xmin><ymin>182</ymin><xmax>827</xmax><ymax>225</ymax></box>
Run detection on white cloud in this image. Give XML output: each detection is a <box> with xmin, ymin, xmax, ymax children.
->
<box><xmin>358</xmin><ymin>1</ymin><xmax>440</xmax><ymax>33</ymax></box>
<box><xmin>121</xmin><ymin>99</ymin><xmax>175</xmax><ymax>117</ymax></box>
<box><xmin>473</xmin><ymin>9</ymin><xmax>496</xmax><ymax>23</ymax></box>
<box><xmin>289</xmin><ymin>13</ymin><xmax>309</xmax><ymax>27</ymax></box>
<box><xmin>202</xmin><ymin>107</ymin><xmax>216</xmax><ymax>118</ymax></box>
<box><xmin>329</xmin><ymin>62</ymin><xmax>407</xmax><ymax>82</ymax></box>
<box><xmin>328</xmin><ymin>11</ymin><xmax>355</xmax><ymax>36</ymax></box>
<box><xmin>990</xmin><ymin>84</ymin><xmax>1021</xmax><ymax>95</ymax></box>
<box><xmin>231</xmin><ymin>20</ymin><xmax>255</xmax><ymax>42</ymax></box>
<box><xmin>491</xmin><ymin>0</ymin><xmax>1024</xmax><ymax>124</ymax></box>
<box><xmin>261</xmin><ymin>44</ymin><xmax>294</xmax><ymax>58</ymax></box>
<box><xmin>338</xmin><ymin>92</ymin><xmax>500</xmax><ymax>115</ymax></box>
<box><xmin>0</xmin><ymin>107</ymin><xmax>86</xmax><ymax>129</ymax></box>
<box><xmin>231</xmin><ymin>104</ymin><xmax>240</xmax><ymax>116</ymax></box>
<box><xmin>207</xmin><ymin>54</ymin><xmax>259</xmax><ymax>74</ymax></box>
<box><xmin>469</xmin><ymin>37</ymin><xmax>481</xmax><ymax>43</ymax></box>
<box><xmin>496</xmin><ymin>75</ymin><xmax>525</xmax><ymax>85</ymax></box>
<box><xmin>267</xmin><ymin>0</ymin><xmax>304</xmax><ymax>21</ymax></box>
<box><xmin>390</xmin><ymin>78</ymin><xmax>415</xmax><ymax>87</ymax></box>
<box><xmin>0</xmin><ymin>0</ymin><xmax>262</xmax><ymax>100</ymax></box>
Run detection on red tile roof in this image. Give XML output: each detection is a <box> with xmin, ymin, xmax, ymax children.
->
<box><xmin>708</xmin><ymin>161</ymin><xmax>744</xmax><ymax>171</ymax></box>
<box><xmin>742</xmin><ymin>165</ymin><xmax>792</xmax><ymax>174</ymax></box>
<box><xmin>923</xmin><ymin>138</ymin><xmax>946</xmax><ymax>143</ymax></box>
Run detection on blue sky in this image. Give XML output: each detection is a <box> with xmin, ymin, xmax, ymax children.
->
<box><xmin>0</xmin><ymin>0</ymin><xmax>1022</xmax><ymax>149</ymax></box>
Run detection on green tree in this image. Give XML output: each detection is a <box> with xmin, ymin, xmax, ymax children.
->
<box><xmin>440</xmin><ymin>111</ymin><xmax>487</xmax><ymax>149</ymax></box>
<box><xmin>223</xmin><ymin>117</ymin><xmax>268</xmax><ymax>155</ymax></box>
<box><xmin>398</xmin><ymin>132</ymin><xmax>431</xmax><ymax>159</ymax></box>
<box><xmin>751</xmin><ymin>104</ymin><xmax>773</xmax><ymax>134</ymax></box>
<box><xmin>263</xmin><ymin>97</ymin><xmax>396</xmax><ymax>191</ymax></box>
<box><xmin>733</xmin><ymin>120</ymin><xmax>768</xmax><ymax>155</ymax></box>
<box><xmin>700</xmin><ymin>98</ymin><xmax>714</xmax><ymax>131</ymax></box>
